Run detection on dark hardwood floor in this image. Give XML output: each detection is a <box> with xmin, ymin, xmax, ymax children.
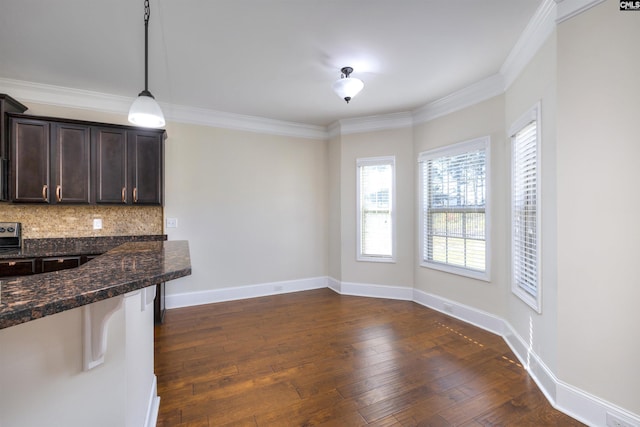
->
<box><xmin>154</xmin><ymin>288</ymin><xmax>583</xmax><ymax>426</ymax></box>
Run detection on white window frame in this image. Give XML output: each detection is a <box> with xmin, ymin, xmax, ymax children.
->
<box><xmin>418</xmin><ymin>137</ymin><xmax>491</xmax><ymax>281</ymax></box>
<box><xmin>510</xmin><ymin>102</ymin><xmax>542</xmax><ymax>313</ymax></box>
<box><xmin>356</xmin><ymin>156</ymin><xmax>396</xmax><ymax>263</ymax></box>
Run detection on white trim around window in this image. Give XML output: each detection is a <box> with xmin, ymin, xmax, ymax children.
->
<box><xmin>418</xmin><ymin>137</ymin><xmax>491</xmax><ymax>281</ymax></box>
<box><xmin>510</xmin><ymin>102</ymin><xmax>542</xmax><ymax>313</ymax></box>
<box><xmin>356</xmin><ymin>156</ymin><xmax>396</xmax><ymax>263</ymax></box>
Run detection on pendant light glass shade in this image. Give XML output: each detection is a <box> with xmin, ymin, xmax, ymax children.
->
<box><xmin>129</xmin><ymin>0</ymin><xmax>165</xmax><ymax>128</ymax></box>
<box><xmin>128</xmin><ymin>91</ymin><xmax>165</xmax><ymax>128</ymax></box>
<box><xmin>332</xmin><ymin>67</ymin><xmax>364</xmax><ymax>103</ymax></box>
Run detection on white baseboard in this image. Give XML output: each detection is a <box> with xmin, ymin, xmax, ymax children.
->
<box><xmin>144</xmin><ymin>375</ymin><xmax>160</xmax><ymax>427</ymax></box>
<box><xmin>555</xmin><ymin>380</ymin><xmax>640</xmax><ymax>427</ymax></box>
<box><xmin>412</xmin><ymin>288</ymin><xmax>505</xmax><ymax>336</ymax></box>
<box><xmin>327</xmin><ymin>276</ymin><xmax>341</xmax><ymax>294</ymax></box>
<box><xmin>163</xmin><ymin>276</ymin><xmax>640</xmax><ymax>427</ymax></box>
<box><xmin>165</xmin><ymin>276</ymin><xmax>327</xmax><ymax>309</ymax></box>
<box><xmin>338</xmin><ymin>280</ymin><xmax>414</xmax><ymax>301</ymax></box>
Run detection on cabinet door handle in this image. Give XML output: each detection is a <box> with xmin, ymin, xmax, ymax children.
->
<box><xmin>121</xmin><ymin>187</ymin><xmax>126</xmax><ymax>203</ymax></box>
<box><xmin>56</xmin><ymin>185</ymin><xmax>62</xmax><ymax>202</ymax></box>
<box><xmin>42</xmin><ymin>185</ymin><xmax>48</xmax><ymax>201</ymax></box>
<box><xmin>133</xmin><ymin>187</ymin><xmax>138</xmax><ymax>203</ymax></box>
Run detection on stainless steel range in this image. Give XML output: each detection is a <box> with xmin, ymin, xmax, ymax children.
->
<box><xmin>0</xmin><ymin>222</ymin><xmax>21</xmax><ymax>249</ymax></box>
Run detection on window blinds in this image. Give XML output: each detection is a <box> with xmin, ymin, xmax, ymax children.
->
<box><xmin>357</xmin><ymin>158</ymin><xmax>394</xmax><ymax>259</ymax></box>
<box><xmin>419</xmin><ymin>139</ymin><xmax>487</xmax><ymax>273</ymax></box>
<box><xmin>512</xmin><ymin>121</ymin><xmax>538</xmax><ymax>298</ymax></box>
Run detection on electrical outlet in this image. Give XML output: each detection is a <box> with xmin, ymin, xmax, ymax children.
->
<box><xmin>93</xmin><ymin>218</ymin><xmax>102</xmax><ymax>230</ymax></box>
<box><xmin>166</xmin><ymin>218</ymin><xmax>178</xmax><ymax>228</ymax></box>
<box><xmin>607</xmin><ymin>412</ymin><xmax>637</xmax><ymax>427</ymax></box>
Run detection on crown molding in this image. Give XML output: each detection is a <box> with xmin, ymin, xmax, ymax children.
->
<box><xmin>332</xmin><ymin>112</ymin><xmax>413</xmax><ymax>137</ymax></box>
<box><xmin>555</xmin><ymin>0</ymin><xmax>606</xmax><ymax>23</ymax></box>
<box><xmin>412</xmin><ymin>74</ymin><xmax>505</xmax><ymax>125</ymax></box>
<box><xmin>0</xmin><ymin>77</ymin><xmax>327</xmax><ymax>141</ymax></box>
<box><xmin>501</xmin><ymin>0</ymin><xmax>557</xmax><ymax>90</ymax></box>
<box><xmin>0</xmin><ymin>77</ymin><xmax>132</xmax><ymax>115</ymax></box>
<box><xmin>169</xmin><ymin>103</ymin><xmax>327</xmax><ymax>140</ymax></box>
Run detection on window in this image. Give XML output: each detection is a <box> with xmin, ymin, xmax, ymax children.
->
<box><xmin>419</xmin><ymin>137</ymin><xmax>489</xmax><ymax>280</ymax></box>
<box><xmin>356</xmin><ymin>156</ymin><xmax>395</xmax><ymax>262</ymax></box>
<box><xmin>510</xmin><ymin>102</ymin><xmax>541</xmax><ymax>312</ymax></box>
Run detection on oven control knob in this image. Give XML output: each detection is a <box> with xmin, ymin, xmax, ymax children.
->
<box><xmin>7</xmin><ymin>227</ymin><xmax>14</xmax><ymax>232</ymax></box>
<box><xmin>0</xmin><ymin>228</ymin><xmax>5</xmax><ymax>233</ymax></box>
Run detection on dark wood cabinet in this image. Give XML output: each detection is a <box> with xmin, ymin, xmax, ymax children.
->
<box><xmin>93</xmin><ymin>127</ymin><xmax>164</xmax><ymax>205</ymax></box>
<box><xmin>11</xmin><ymin>118</ymin><xmax>50</xmax><ymax>203</ymax></box>
<box><xmin>93</xmin><ymin>127</ymin><xmax>128</xmax><ymax>204</ymax></box>
<box><xmin>128</xmin><ymin>130</ymin><xmax>163</xmax><ymax>205</ymax></box>
<box><xmin>0</xmin><ymin>258</ymin><xmax>37</xmax><ymax>277</ymax></box>
<box><xmin>155</xmin><ymin>282</ymin><xmax>166</xmax><ymax>324</ymax></box>
<box><xmin>51</xmin><ymin>123</ymin><xmax>91</xmax><ymax>204</ymax></box>
<box><xmin>0</xmin><ymin>95</ymin><xmax>28</xmax><ymax>201</ymax></box>
<box><xmin>0</xmin><ymin>95</ymin><xmax>28</xmax><ymax>159</ymax></box>
<box><xmin>0</xmin><ymin>254</ymin><xmax>101</xmax><ymax>277</ymax></box>
<box><xmin>41</xmin><ymin>256</ymin><xmax>81</xmax><ymax>273</ymax></box>
<box><xmin>6</xmin><ymin>113</ymin><xmax>165</xmax><ymax>205</ymax></box>
<box><xmin>10</xmin><ymin>117</ymin><xmax>91</xmax><ymax>204</ymax></box>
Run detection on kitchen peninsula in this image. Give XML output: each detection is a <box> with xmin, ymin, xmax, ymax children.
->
<box><xmin>0</xmin><ymin>239</ymin><xmax>191</xmax><ymax>427</ymax></box>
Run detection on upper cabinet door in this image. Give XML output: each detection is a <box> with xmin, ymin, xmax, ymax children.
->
<box><xmin>128</xmin><ymin>130</ymin><xmax>164</xmax><ymax>205</ymax></box>
<box><xmin>93</xmin><ymin>127</ymin><xmax>128</xmax><ymax>204</ymax></box>
<box><xmin>11</xmin><ymin>117</ymin><xmax>50</xmax><ymax>203</ymax></box>
<box><xmin>51</xmin><ymin>123</ymin><xmax>91</xmax><ymax>204</ymax></box>
<box><xmin>7</xmin><ymin>113</ymin><xmax>165</xmax><ymax>205</ymax></box>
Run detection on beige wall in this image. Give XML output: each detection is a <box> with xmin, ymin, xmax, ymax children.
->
<box><xmin>556</xmin><ymin>2</ymin><xmax>640</xmax><ymax>413</ymax></box>
<box><xmin>335</xmin><ymin>126</ymin><xmax>414</xmax><ymax>287</ymax></box>
<box><xmin>504</xmin><ymin>35</ymin><xmax>558</xmax><ymax>372</ymax></box>
<box><xmin>162</xmin><ymin>121</ymin><xmax>328</xmax><ymax>294</ymax></box>
<box><xmin>413</xmin><ymin>96</ymin><xmax>508</xmax><ymax>318</ymax></box>
<box><xmin>328</xmin><ymin>134</ymin><xmax>342</xmax><ymax>280</ymax></box>
<box><xmin>0</xmin><ymin>103</ymin><xmax>163</xmax><ymax>238</ymax></box>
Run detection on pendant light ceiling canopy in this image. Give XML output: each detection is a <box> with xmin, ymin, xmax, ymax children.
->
<box><xmin>332</xmin><ymin>67</ymin><xmax>364</xmax><ymax>104</ymax></box>
<box><xmin>128</xmin><ymin>0</ymin><xmax>165</xmax><ymax>128</ymax></box>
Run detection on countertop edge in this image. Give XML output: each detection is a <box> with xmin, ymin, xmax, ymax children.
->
<box><xmin>0</xmin><ymin>241</ymin><xmax>191</xmax><ymax>330</ymax></box>
<box><xmin>0</xmin><ymin>235</ymin><xmax>168</xmax><ymax>259</ymax></box>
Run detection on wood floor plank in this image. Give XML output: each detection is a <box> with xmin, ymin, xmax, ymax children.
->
<box><xmin>155</xmin><ymin>289</ymin><xmax>583</xmax><ymax>426</ymax></box>
<box><xmin>254</xmin><ymin>389</ymin><xmax>355</xmax><ymax>426</ymax></box>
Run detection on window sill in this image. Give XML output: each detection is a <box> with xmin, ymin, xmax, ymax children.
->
<box><xmin>420</xmin><ymin>261</ymin><xmax>489</xmax><ymax>282</ymax></box>
<box><xmin>357</xmin><ymin>256</ymin><xmax>396</xmax><ymax>263</ymax></box>
<box><xmin>512</xmin><ymin>285</ymin><xmax>541</xmax><ymax>313</ymax></box>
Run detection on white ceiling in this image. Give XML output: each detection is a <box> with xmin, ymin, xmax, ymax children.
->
<box><xmin>0</xmin><ymin>0</ymin><xmax>543</xmax><ymax>127</ymax></box>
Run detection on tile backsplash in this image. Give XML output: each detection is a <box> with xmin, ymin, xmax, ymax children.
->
<box><xmin>0</xmin><ymin>205</ymin><xmax>163</xmax><ymax>239</ymax></box>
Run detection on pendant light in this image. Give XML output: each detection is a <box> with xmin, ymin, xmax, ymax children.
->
<box><xmin>332</xmin><ymin>67</ymin><xmax>364</xmax><ymax>104</ymax></box>
<box><xmin>128</xmin><ymin>0</ymin><xmax>165</xmax><ymax>128</ymax></box>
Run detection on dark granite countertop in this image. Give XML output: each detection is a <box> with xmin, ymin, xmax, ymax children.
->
<box><xmin>0</xmin><ymin>240</ymin><xmax>191</xmax><ymax>329</ymax></box>
<box><xmin>0</xmin><ymin>235</ymin><xmax>167</xmax><ymax>259</ymax></box>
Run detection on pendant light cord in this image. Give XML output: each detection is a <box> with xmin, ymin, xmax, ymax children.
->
<box><xmin>141</xmin><ymin>0</ymin><xmax>153</xmax><ymax>97</ymax></box>
<box><xmin>128</xmin><ymin>0</ymin><xmax>165</xmax><ymax>127</ymax></box>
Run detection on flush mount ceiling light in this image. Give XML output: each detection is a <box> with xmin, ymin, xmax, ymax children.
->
<box><xmin>128</xmin><ymin>0</ymin><xmax>165</xmax><ymax>128</ymax></box>
<box><xmin>332</xmin><ymin>66</ymin><xmax>364</xmax><ymax>104</ymax></box>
